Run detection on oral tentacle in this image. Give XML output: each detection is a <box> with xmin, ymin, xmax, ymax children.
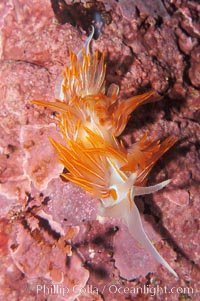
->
<box><xmin>134</xmin><ymin>179</ymin><xmax>171</xmax><ymax>196</ymax></box>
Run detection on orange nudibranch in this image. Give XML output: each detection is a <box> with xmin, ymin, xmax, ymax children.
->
<box><xmin>31</xmin><ymin>29</ymin><xmax>178</xmax><ymax>278</ymax></box>
<box><xmin>32</xmin><ymin>45</ymin><xmax>158</xmax><ymax>141</ymax></box>
<box><xmin>49</xmin><ymin>128</ymin><xmax>177</xmax><ymax>198</ymax></box>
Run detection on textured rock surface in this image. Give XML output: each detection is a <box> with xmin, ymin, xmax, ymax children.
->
<box><xmin>0</xmin><ymin>0</ymin><xmax>199</xmax><ymax>300</ymax></box>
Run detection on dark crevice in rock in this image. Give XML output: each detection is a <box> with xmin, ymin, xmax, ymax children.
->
<box><xmin>50</xmin><ymin>0</ymin><xmax>112</xmax><ymax>39</ymax></box>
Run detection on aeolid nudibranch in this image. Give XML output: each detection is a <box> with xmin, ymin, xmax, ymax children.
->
<box><xmin>32</xmin><ymin>27</ymin><xmax>178</xmax><ymax>278</ymax></box>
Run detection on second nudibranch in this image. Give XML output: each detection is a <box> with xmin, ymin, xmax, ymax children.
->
<box><xmin>32</xmin><ymin>30</ymin><xmax>178</xmax><ymax>278</ymax></box>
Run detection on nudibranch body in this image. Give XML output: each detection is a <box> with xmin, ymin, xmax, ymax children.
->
<box><xmin>32</xmin><ymin>29</ymin><xmax>178</xmax><ymax>278</ymax></box>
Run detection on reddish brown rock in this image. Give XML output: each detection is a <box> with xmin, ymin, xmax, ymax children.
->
<box><xmin>188</xmin><ymin>46</ymin><xmax>200</xmax><ymax>89</ymax></box>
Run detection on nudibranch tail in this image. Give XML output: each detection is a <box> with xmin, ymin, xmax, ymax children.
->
<box><xmin>126</xmin><ymin>200</ymin><xmax>178</xmax><ymax>278</ymax></box>
<box><xmin>98</xmin><ymin>183</ymin><xmax>178</xmax><ymax>279</ymax></box>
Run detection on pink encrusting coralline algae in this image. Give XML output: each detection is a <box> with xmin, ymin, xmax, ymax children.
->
<box><xmin>32</xmin><ymin>27</ymin><xmax>178</xmax><ymax>278</ymax></box>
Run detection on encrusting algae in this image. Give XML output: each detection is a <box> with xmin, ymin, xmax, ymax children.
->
<box><xmin>32</xmin><ymin>27</ymin><xmax>178</xmax><ymax>278</ymax></box>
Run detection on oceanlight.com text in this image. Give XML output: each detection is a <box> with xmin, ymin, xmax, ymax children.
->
<box><xmin>35</xmin><ymin>283</ymin><xmax>197</xmax><ymax>298</ymax></box>
<box><xmin>103</xmin><ymin>284</ymin><xmax>195</xmax><ymax>297</ymax></box>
